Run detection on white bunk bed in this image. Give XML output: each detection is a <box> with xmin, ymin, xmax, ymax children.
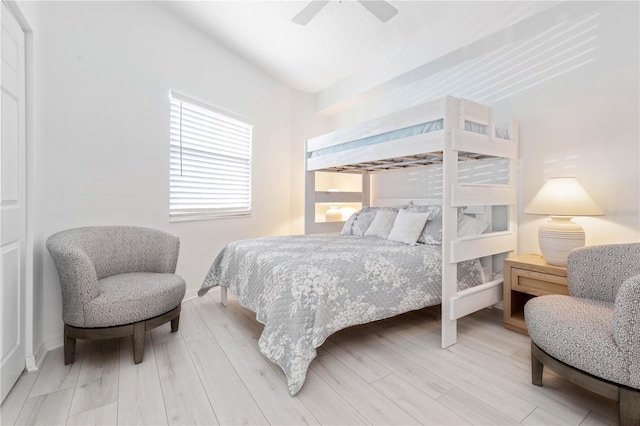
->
<box><xmin>304</xmin><ymin>96</ymin><xmax>519</xmax><ymax>348</ymax></box>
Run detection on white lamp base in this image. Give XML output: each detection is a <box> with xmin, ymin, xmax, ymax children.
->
<box><xmin>538</xmin><ymin>216</ymin><xmax>585</xmax><ymax>266</ymax></box>
<box><xmin>325</xmin><ymin>206</ymin><xmax>342</xmax><ymax>222</ymax></box>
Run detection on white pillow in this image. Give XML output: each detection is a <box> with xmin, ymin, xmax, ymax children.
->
<box><xmin>387</xmin><ymin>209</ymin><xmax>431</xmax><ymax>245</ymax></box>
<box><xmin>364</xmin><ymin>210</ymin><xmax>398</xmax><ymax>238</ymax></box>
<box><xmin>458</xmin><ymin>214</ymin><xmax>489</xmax><ymax>237</ymax></box>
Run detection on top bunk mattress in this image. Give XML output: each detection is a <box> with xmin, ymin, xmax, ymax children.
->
<box><xmin>308</xmin><ymin>119</ymin><xmax>511</xmax><ymax>158</ymax></box>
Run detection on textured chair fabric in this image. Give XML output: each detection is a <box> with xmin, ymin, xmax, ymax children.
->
<box><xmin>524</xmin><ymin>243</ymin><xmax>640</xmax><ymax>426</ymax></box>
<box><xmin>47</xmin><ymin>226</ymin><xmax>184</xmax><ymax>328</ymax></box>
<box><xmin>83</xmin><ymin>272</ymin><xmax>186</xmax><ymax>328</ymax></box>
<box><xmin>525</xmin><ymin>243</ymin><xmax>640</xmax><ymax>392</ymax></box>
<box><xmin>47</xmin><ymin>226</ymin><xmax>186</xmax><ymax>365</ymax></box>
<box><xmin>567</xmin><ymin>243</ymin><xmax>640</xmax><ymax>303</ymax></box>
<box><xmin>525</xmin><ymin>295</ymin><xmax>629</xmax><ymax>386</ymax></box>
<box><xmin>614</xmin><ymin>275</ymin><xmax>640</xmax><ymax>389</ymax></box>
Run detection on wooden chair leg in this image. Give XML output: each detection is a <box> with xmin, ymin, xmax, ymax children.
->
<box><xmin>64</xmin><ymin>326</ymin><xmax>76</xmax><ymax>365</ymax></box>
<box><xmin>531</xmin><ymin>342</ymin><xmax>544</xmax><ymax>386</ymax></box>
<box><xmin>132</xmin><ymin>322</ymin><xmax>145</xmax><ymax>364</ymax></box>
<box><xmin>619</xmin><ymin>387</ymin><xmax>640</xmax><ymax>426</ymax></box>
<box><xmin>171</xmin><ymin>314</ymin><xmax>180</xmax><ymax>333</ymax></box>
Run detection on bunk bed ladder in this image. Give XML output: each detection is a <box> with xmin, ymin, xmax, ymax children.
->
<box><xmin>442</xmin><ymin>98</ymin><xmax>519</xmax><ymax>348</ymax></box>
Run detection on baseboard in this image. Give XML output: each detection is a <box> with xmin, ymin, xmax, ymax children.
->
<box><xmin>25</xmin><ymin>341</ymin><xmax>47</xmax><ymax>372</ymax></box>
<box><xmin>44</xmin><ymin>332</ymin><xmax>64</xmax><ymax>351</ymax></box>
<box><xmin>183</xmin><ymin>288</ymin><xmax>199</xmax><ymax>302</ymax></box>
<box><xmin>25</xmin><ymin>341</ymin><xmax>49</xmax><ymax>372</ymax></box>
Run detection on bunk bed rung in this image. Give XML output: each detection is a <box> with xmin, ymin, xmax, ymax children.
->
<box><xmin>459</xmin><ymin>99</ymin><xmax>492</xmax><ymax>126</ymax></box>
<box><xmin>311</xmin><ymin>221</ymin><xmax>344</xmax><ymax>234</ymax></box>
<box><xmin>452</xmin><ymin>184</ymin><xmax>516</xmax><ymax>207</ymax></box>
<box><xmin>449</xmin><ymin>278</ymin><xmax>503</xmax><ymax>320</ymax></box>
<box><xmin>315</xmin><ymin>191</ymin><xmax>363</xmax><ymax>203</ymax></box>
<box><xmin>452</xmin><ymin>128</ymin><xmax>517</xmax><ymax>159</ymax></box>
<box><xmin>451</xmin><ymin>231</ymin><xmax>516</xmax><ymax>262</ymax></box>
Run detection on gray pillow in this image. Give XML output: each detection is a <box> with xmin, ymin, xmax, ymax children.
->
<box><xmin>364</xmin><ymin>210</ymin><xmax>398</xmax><ymax>238</ymax></box>
<box><xmin>341</xmin><ymin>206</ymin><xmax>404</xmax><ymax>236</ymax></box>
<box><xmin>353</xmin><ymin>212</ymin><xmax>376</xmax><ymax>236</ymax></box>
<box><xmin>362</xmin><ymin>206</ymin><xmax>404</xmax><ymax>214</ymax></box>
<box><xmin>407</xmin><ymin>205</ymin><xmax>466</xmax><ymax>244</ymax></box>
<box><xmin>458</xmin><ymin>214</ymin><xmax>489</xmax><ymax>237</ymax></box>
<box><xmin>340</xmin><ymin>212</ymin><xmax>358</xmax><ymax>235</ymax></box>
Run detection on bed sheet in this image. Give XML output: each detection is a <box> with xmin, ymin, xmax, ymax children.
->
<box><xmin>198</xmin><ymin>233</ymin><xmax>483</xmax><ymax>395</ymax></box>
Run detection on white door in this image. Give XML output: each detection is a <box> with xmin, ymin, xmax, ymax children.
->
<box><xmin>1</xmin><ymin>2</ymin><xmax>27</xmax><ymax>403</ymax></box>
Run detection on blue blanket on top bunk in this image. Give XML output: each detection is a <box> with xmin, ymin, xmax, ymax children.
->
<box><xmin>309</xmin><ymin>119</ymin><xmax>510</xmax><ymax>158</ymax></box>
<box><xmin>309</xmin><ymin>120</ymin><xmax>442</xmax><ymax>158</ymax></box>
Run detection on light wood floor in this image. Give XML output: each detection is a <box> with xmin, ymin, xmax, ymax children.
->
<box><xmin>1</xmin><ymin>288</ymin><xmax>617</xmax><ymax>425</ymax></box>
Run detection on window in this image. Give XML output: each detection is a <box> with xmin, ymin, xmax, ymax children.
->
<box><xmin>169</xmin><ymin>93</ymin><xmax>252</xmax><ymax>221</ymax></box>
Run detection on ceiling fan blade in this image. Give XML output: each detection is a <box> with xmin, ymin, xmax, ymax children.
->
<box><xmin>292</xmin><ymin>0</ymin><xmax>330</xmax><ymax>25</ymax></box>
<box><xmin>357</xmin><ymin>0</ymin><xmax>398</xmax><ymax>23</ymax></box>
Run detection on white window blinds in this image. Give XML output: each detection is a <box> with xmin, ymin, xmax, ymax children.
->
<box><xmin>170</xmin><ymin>94</ymin><xmax>252</xmax><ymax>221</ymax></box>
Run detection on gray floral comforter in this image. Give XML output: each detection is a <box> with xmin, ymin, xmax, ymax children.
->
<box><xmin>198</xmin><ymin>234</ymin><xmax>483</xmax><ymax>396</ymax></box>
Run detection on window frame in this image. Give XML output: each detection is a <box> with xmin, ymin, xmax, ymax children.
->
<box><xmin>169</xmin><ymin>91</ymin><xmax>253</xmax><ymax>223</ymax></box>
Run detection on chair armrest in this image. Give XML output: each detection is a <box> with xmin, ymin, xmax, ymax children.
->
<box><xmin>46</xmin><ymin>239</ymin><xmax>99</xmax><ymax>327</ymax></box>
<box><xmin>568</xmin><ymin>243</ymin><xmax>640</xmax><ymax>303</ymax></box>
<box><xmin>614</xmin><ymin>274</ymin><xmax>640</xmax><ymax>389</ymax></box>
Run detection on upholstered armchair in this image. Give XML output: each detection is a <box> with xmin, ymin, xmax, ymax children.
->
<box><xmin>525</xmin><ymin>243</ymin><xmax>640</xmax><ymax>426</ymax></box>
<box><xmin>47</xmin><ymin>226</ymin><xmax>186</xmax><ymax>364</ymax></box>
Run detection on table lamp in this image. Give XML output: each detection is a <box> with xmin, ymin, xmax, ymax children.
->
<box><xmin>524</xmin><ymin>177</ymin><xmax>603</xmax><ymax>266</ymax></box>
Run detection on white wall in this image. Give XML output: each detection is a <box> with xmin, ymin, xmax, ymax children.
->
<box><xmin>318</xmin><ymin>1</ymin><xmax>639</xmax><ymax>255</ymax></box>
<box><xmin>19</xmin><ymin>1</ymin><xmax>294</xmax><ymax>349</ymax></box>
<box><xmin>15</xmin><ymin>0</ymin><xmax>639</xmax><ymax>356</ymax></box>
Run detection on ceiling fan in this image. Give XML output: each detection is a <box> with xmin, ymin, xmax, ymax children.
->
<box><xmin>292</xmin><ymin>0</ymin><xmax>399</xmax><ymax>25</ymax></box>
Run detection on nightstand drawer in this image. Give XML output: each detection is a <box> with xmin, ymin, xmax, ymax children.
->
<box><xmin>511</xmin><ymin>268</ymin><xmax>569</xmax><ymax>297</ymax></box>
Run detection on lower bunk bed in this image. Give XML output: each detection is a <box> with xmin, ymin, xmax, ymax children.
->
<box><xmin>198</xmin><ymin>96</ymin><xmax>517</xmax><ymax>395</ymax></box>
<box><xmin>197</xmin><ymin>204</ymin><xmax>493</xmax><ymax>396</ymax></box>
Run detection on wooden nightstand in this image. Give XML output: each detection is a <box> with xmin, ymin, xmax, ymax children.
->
<box><xmin>503</xmin><ymin>254</ymin><xmax>568</xmax><ymax>335</ymax></box>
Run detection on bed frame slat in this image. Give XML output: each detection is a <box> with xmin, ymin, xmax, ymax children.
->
<box><xmin>452</xmin><ymin>184</ymin><xmax>516</xmax><ymax>207</ymax></box>
<box><xmin>452</xmin><ymin>129</ymin><xmax>517</xmax><ymax>159</ymax></box>
<box><xmin>307</xmin><ymin>131</ymin><xmax>444</xmax><ymax>171</ymax></box>
<box><xmin>450</xmin><ymin>279</ymin><xmax>503</xmax><ymax>320</ymax></box>
<box><xmin>313</xmin><ymin>221</ymin><xmax>344</xmax><ymax>233</ymax></box>
<box><xmin>459</xmin><ymin>99</ymin><xmax>492</xmax><ymax>126</ymax></box>
<box><xmin>315</xmin><ymin>191</ymin><xmax>363</xmax><ymax>203</ymax></box>
<box><xmin>451</xmin><ymin>231</ymin><xmax>516</xmax><ymax>262</ymax></box>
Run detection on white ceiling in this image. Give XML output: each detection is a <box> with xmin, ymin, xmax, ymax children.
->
<box><xmin>159</xmin><ymin>1</ymin><xmax>558</xmax><ymax>94</ymax></box>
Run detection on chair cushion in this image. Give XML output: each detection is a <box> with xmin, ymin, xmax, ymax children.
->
<box><xmin>82</xmin><ymin>273</ymin><xmax>186</xmax><ymax>327</ymax></box>
<box><xmin>525</xmin><ymin>295</ymin><xmax>630</xmax><ymax>387</ymax></box>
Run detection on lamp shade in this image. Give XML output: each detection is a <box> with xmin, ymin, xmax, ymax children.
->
<box><xmin>524</xmin><ymin>177</ymin><xmax>604</xmax><ymax>216</ymax></box>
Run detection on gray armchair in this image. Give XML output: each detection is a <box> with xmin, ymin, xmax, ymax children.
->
<box><xmin>525</xmin><ymin>243</ymin><xmax>640</xmax><ymax>426</ymax></box>
<box><xmin>47</xmin><ymin>226</ymin><xmax>186</xmax><ymax>364</ymax></box>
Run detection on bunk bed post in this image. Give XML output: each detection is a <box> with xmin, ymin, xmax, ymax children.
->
<box><xmin>304</xmin><ymin>141</ymin><xmax>315</xmax><ymax>234</ymax></box>
<box><xmin>509</xmin><ymin>118</ymin><xmax>519</xmax><ymax>254</ymax></box>
<box><xmin>441</xmin><ymin>96</ymin><xmax>460</xmax><ymax>348</ymax></box>
<box><xmin>362</xmin><ymin>172</ymin><xmax>371</xmax><ymax>207</ymax></box>
<box><xmin>220</xmin><ymin>286</ymin><xmax>227</xmax><ymax>307</ymax></box>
